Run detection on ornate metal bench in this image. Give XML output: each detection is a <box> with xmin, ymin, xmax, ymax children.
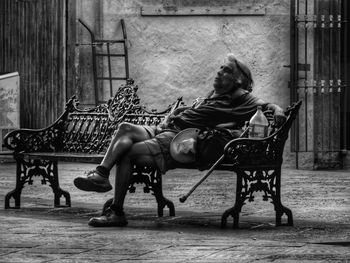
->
<box><xmin>4</xmin><ymin>78</ymin><xmax>301</xmax><ymax>228</ymax></box>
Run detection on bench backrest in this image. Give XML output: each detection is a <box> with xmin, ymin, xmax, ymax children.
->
<box><xmin>60</xmin><ymin>80</ymin><xmax>179</xmax><ymax>154</ymax></box>
<box><xmin>60</xmin><ymin>80</ymin><xmax>143</xmax><ymax>153</ymax></box>
<box><xmin>3</xmin><ymin>79</ymin><xmax>177</xmax><ymax>153</ymax></box>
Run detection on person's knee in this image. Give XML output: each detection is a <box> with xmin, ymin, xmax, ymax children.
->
<box><xmin>115</xmin><ymin>122</ymin><xmax>135</xmax><ymax>137</ymax></box>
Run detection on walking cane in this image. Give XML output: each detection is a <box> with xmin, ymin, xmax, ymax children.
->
<box><xmin>179</xmin><ymin>126</ymin><xmax>249</xmax><ymax>203</ymax></box>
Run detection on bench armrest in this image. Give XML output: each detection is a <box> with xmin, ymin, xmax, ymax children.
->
<box><xmin>223</xmin><ymin>100</ymin><xmax>302</xmax><ymax>168</ymax></box>
<box><xmin>3</xmin><ymin>118</ymin><xmax>67</xmax><ymax>153</ymax></box>
<box><xmin>3</xmin><ymin>97</ymin><xmax>82</xmax><ymax>153</ymax></box>
<box><xmin>223</xmin><ymin>133</ymin><xmax>285</xmax><ymax>167</ymax></box>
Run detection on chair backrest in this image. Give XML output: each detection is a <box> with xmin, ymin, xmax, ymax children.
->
<box><xmin>122</xmin><ymin>97</ymin><xmax>183</xmax><ymax>127</ymax></box>
<box><xmin>61</xmin><ymin>79</ymin><xmax>142</xmax><ymax>153</ymax></box>
<box><xmin>60</xmin><ymin>80</ymin><xmax>181</xmax><ymax>154</ymax></box>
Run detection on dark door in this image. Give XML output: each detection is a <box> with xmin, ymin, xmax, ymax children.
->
<box><xmin>0</xmin><ymin>0</ymin><xmax>75</xmax><ymax>129</ymax></box>
<box><xmin>290</xmin><ymin>0</ymin><xmax>349</xmax><ymax>168</ymax></box>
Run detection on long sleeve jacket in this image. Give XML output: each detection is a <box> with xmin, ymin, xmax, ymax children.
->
<box><xmin>171</xmin><ymin>88</ymin><xmax>269</xmax><ymax>130</ymax></box>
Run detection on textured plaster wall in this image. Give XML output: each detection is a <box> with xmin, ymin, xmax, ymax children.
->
<box><xmin>78</xmin><ymin>0</ymin><xmax>291</xmax><ymax>108</ymax></box>
<box><xmin>77</xmin><ymin>0</ymin><xmax>296</xmax><ymax>166</ymax></box>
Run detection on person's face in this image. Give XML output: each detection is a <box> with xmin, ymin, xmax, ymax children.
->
<box><xmin>213</xmin><ymin>62</ymin><xmax>239</xmax><ymax>94</ymax></box>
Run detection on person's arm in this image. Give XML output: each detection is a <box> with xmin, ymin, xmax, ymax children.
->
<box><xmin>171</xmin><ymin>106</ymin><xmax>191</xmax><ymax>116</ymax></box>
<box><xmin>265</xmin><ymin>103</ymin><xmax>286</xmax><ymax>126</ymax></box>
<box><xmin>266</xmin><ymin>103</ymin><xmax>284</xmax><ymax>115</ymax></box>
<box><xmin>158</xmin><ymin>106</ymin><xmax>191</xmax><ymax>129</ymax></box>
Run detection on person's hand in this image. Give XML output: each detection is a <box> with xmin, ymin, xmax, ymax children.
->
<box><xmin>172</xmin><ymin>106</ymin><xmax>189</xmax><ymax>116</ymax></box>
<box><xmin>159</xmin><ymin>106</ymin><xmax>188</xmax><ymax>129</ymax></box>
<box><xmin>158</xmin><ymin>114</ymin><xmax>172</xmax><ymax>129</ymax></box>
<box><xmin>263</xmin><ymin>109</ymin><xmax>274</xmax><ymax>122</ymax></box>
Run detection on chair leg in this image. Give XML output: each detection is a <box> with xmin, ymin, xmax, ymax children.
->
<box><xmin>151</xmin><ymin>170</ymin><xmax>175</xmax><ymax>217</ymax></box>
<box><xmin>221</xmin><ymin>173</ymin><xmax>245</xmax><ymax>228</ymax></box>
<box><xmin>275</xmin><ymin>203</ymin><xmax>293</xmax><ymax>226</ymax></box>
<box><xmin>5</xmin><ymin>158</ymin><xmax>71</xmax><ymax>208</ymax></box>
<box><xmin>271</xmin><ymin>168</ymin><xmax>293</xmax><ymax>226</ymax></box>
<box><xmin>125</xmin><ymin>168</ymin><xmax>176</xmax><ymax>217</ymax></box>
<box><xmin>5</xmin><ymin>189</ymin><xmax>21</xmax><ymax>209</ymax></box>
<box><xmin>221</xmin><ymin>203</ymin><xmax>242</xmax><ymax>229</ymax></box>
<box><xmin>5</xmin><ymin>159</ymin><xmax>29</xmax><ymax>209</ymax></box>
<box><xmin>54</xmin><ymin>188</ymin><xmax>71</xmax><ymax>208</ymax></box>
<box><xmin>50</xmin><ymin>161</ymin><xmax>71</xmax><ymax>207</ymax></box>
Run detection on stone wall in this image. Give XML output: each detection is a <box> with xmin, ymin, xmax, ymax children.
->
<box><xmin>76</xmin><ymin>0</ymin><xmax>296</xmax><ymax>167</ymax></box>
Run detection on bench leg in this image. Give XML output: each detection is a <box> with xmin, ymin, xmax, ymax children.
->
<box><xmin>221</xmin><ymin>172</ymin><xmax>245</xmax><ymax>229</ymax></box>
<box><xmin>151</xmin><ymin>170</ymin><xmax>175</xmax><ymax>217</ymax></box>
<box><xmin>5</xmin><ymin>158</ymin><xmax>30</xmax><ymax>209</ymax></box>
<box><xmin>4</xmin><ymin>159</ymin><xmax>71</xmax><ymax>209</ymax></box>
<box><xmin>101</xmin><ymin>194</ymin><xmax>175</xmax><ymax>217</ymax></box>
<box><xmin>271</xmin><ymin>168</ymin><xmax>293</xmax><ymax>227</ymax></box>
<box><xmin>221</xmin><ymin>169</ymin><xmax>293</xmax><ymax>228</ymax></box>
<box><xmin>106</xmin><ymin>168</ymin><xmax>175</xmax><ymax>217</ymax></box>
<box><xmin>5</xmin><ymin>188</ymin><xmax>22</xmax><ymax>209</ymax></box>
<box><xmin>130</xmin><ymin>168</ymin><xmax>175</xmax><ymax>217</ymax></box>
<box><xmin>51</xmin><ymin>161</ymin><xmax>71</xmax><ymax>208</ymax></box>
<box><xmin>275</xmin><ymin>203</ymin><xmax>293</xmax><ymax>226</ymax></box>
<box><xmin>5</xmin><ymin>189</ymin><xmax>21</xmax><ymax>209</ymax></box>
<box><xmin>221</xmin><ymin>204</ymin><xmax>242</xmax><ymax>229</ymax></box>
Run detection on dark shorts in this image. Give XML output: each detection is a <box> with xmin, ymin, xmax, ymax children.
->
<box><xmin>142</xmin><ymin>126</ymin><xmax>180</xmax><ymax>174</ymax></box>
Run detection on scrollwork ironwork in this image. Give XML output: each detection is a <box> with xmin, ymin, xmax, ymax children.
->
<box><xmin>237</xmin><ymin>169</ymin><xmax>278</xmax><ymax>203</ymax></box>
<box><xmin>101</xmin><ymin>165</ymin><xmax>175</xmax><ymax>217</ymax></box>
<box><xmin>3</xmin><ymin>78</ymin><xmax>145</xmax><ymax>154</ymax></box>
<box><xmin>5</xmin><ymin>158</ymin><xmax>70</xmax><ymax>208</ymax></box>
<box><xmin>127</xmin><ymin>166</ymin><xmax>175</xmax><ymax>217</ymax></box>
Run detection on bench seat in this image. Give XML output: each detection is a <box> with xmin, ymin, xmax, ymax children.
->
<box><xmin>17</xmin><ymin>152</ymin><xmax>104</xmax><ymax>163</ymax></box>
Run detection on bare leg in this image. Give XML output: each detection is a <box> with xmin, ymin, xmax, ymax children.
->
<box><xmin>88</xmin><ymin>142</ymin><xmax>156</xmax><ymax>227</ymax></box>
<box><xmin>74</xmin><ymin>123</ymin><xmax>152</xmax><ymax>193</ymax></box>
<box><xmin>100</xmin><ymin>122</ymin><xmax>151</xmax><ymax>170</ymax></box>
<box><xmin>112</xmin><ymin>141</ymin><xmax>157</xmax><ymax>209</ymax></box>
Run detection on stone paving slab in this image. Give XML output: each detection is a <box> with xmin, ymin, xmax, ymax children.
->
<box><xmin>0</xmin><ymin>162</ymin><xmax>350</xmax><ymax>262</ymax></box>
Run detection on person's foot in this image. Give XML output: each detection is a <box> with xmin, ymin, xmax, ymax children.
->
<box><xmin>74</xmin><ymin>170</ymin><xmax>112</xmax><ymax>192</ymax></box>
<box><xmin>88</xmin><ymin>208</ymin><xmax>128</xmax><ymax>227</ymax></box>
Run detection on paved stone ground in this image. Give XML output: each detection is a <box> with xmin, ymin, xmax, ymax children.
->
<box><xmin>0</xmin><ymin>162</ymin><xmax>349</xmax><ymax>262</ymax></box>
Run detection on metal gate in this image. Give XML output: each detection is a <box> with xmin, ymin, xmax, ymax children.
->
<box><xmin>290</xmin><ymin>0</ymin><xmax>349</xmax><ymax>168</ymax></box>
<box><xmin>0</xmin><ymin>0</ymin><xmax>66</xmax><ymax>129</ymax></box>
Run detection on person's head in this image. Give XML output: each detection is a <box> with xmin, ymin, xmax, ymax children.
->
<box><xmin>213</xmin><ymin>54</ymin><xmax>253</xmax><ymax>94</ymax></box>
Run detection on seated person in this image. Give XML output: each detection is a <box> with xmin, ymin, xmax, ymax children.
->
<box><xmin>73</xmin><ymin>54</ymin><xmax>285</xmax><ymax>227</ymax></box>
